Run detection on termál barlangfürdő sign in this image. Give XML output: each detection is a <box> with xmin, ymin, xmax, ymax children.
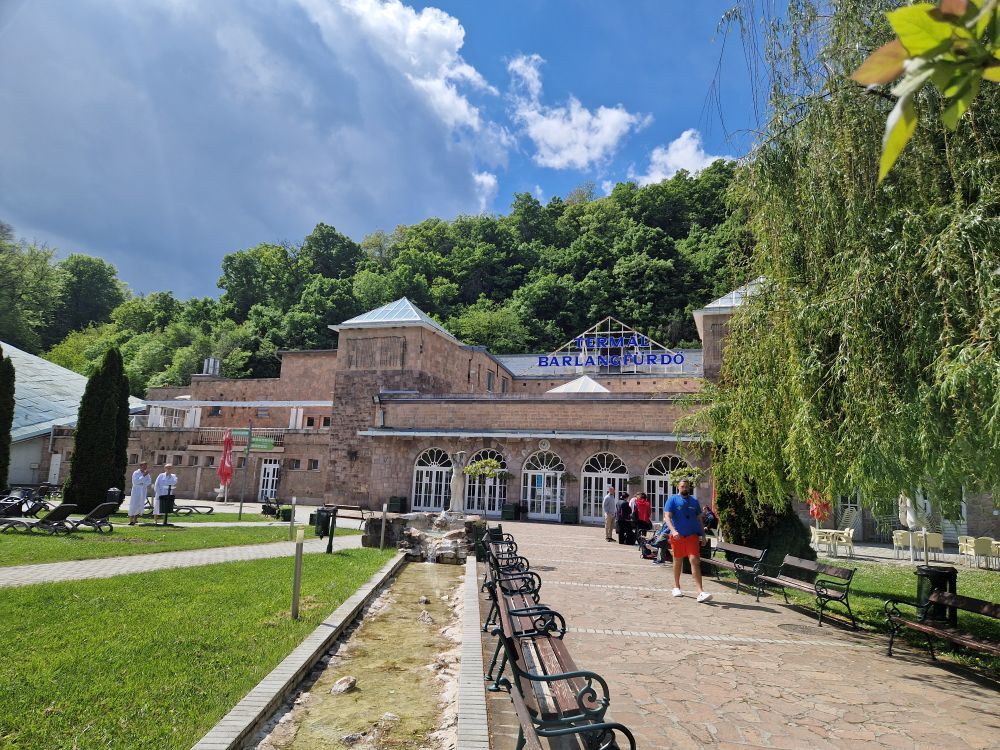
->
<box><xmin>537</xmin><ymin>334</ymin><xmax>684</xmax><ymax>368</ymax></box>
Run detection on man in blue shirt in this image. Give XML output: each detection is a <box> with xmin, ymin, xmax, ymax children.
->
<box><xmin>663</xmin><ymin>480</ymin><xmax>711</xmax><ymax>602</ymax></box>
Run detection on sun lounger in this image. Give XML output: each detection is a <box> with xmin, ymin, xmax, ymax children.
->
<box><xmin>0</xmin><ymin>504</ymin><xmax>79</xmax><ymax>534</ymax></box>
<box><xmin>69</xmin><ymin>502</ymin><xmax>118</xmax><ymax>533</ymax></box>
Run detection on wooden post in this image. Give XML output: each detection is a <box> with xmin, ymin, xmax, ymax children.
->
<box><xmin>379</xmin><ymin>502</ymin><xmax>388</xmax><ymax>550</ymax></box>
<box><xmin>291</xmin><ymin>528</ymin><xmax>304</xmax><ymax>619</ymax></box>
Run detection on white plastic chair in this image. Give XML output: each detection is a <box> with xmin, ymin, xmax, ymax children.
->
<box><xmin>957</xmin><ymin>535</ymin><xmax>975</xmax><ymax>565</ymax></box>
<box><xmin>973</xmin><ymin>537</ymin><xmax>994</xmax><ymax>569</ymax></box>
<box><xmin>892</xmin><ymin>530</ymin><xmax>909</xmax><ymax>560</ymax></box>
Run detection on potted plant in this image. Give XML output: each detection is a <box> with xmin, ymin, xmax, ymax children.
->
<box><xmin>667</xmin><ymin>466</ymin><xmax>705</xmax><ymax>486</ymax></box>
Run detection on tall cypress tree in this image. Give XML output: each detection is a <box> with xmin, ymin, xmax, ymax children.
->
<box><xmin>63</xmin><ymin>348</ymin><xmax>122</xmax><ymax>512</ymax></box>
<box><xmin>0</xmin><ymin>345</ymin><xmax>15</xmax><ymax>490</ymax></box>
<box><xmin>110</xmin><ymin>352</ymin><xmax>131</xmax><ymax>494</ymax></box>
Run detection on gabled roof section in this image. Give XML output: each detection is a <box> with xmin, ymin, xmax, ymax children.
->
<box><xmin>330</xmin><ymin>297</ymin><xmax>458</xmax><ymax>343</ymax></box>
<box><xmin>547</xmin><ymin>375</ymin><xmax>610</xmax><ymax>394</ymax></box>
<box><xmin>699</xmin><ymin>277</ymin><xmax>764</xmax><ymax>313</ymax></box>
<box><xmin>3</xmin><ymin>341</ymin><xmax>145</xmax><ymax>442</ymax></box>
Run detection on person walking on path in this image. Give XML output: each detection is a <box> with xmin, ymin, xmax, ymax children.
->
<box><xmin>127</xmin><ymin>461</ymin><xmax>152</xmax><ymax>525</ymax></box>
<box><xmin>616</xmin><ymin>491</ymin><xmax>635</xmax><ymax>545</ymax></box>
<box><xmin>602</xmin><ymin>486</ymin><xmax>617</xmax><ymax>542</ymax></box>
<box><xmin>153</xmin><ymin>464</ymin><xmax>178</xmax><ymax>524</ymax></box>
<box><xmin>664</xmin><ymin>480</ymin><xmax>711</xmax><ymax>602</ymax></box>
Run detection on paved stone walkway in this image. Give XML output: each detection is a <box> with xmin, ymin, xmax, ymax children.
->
<box><xmin>0</xmin><ymin>535</ymin><xmax>361</xmax><ymax>588</ymax></box>
<box><xmin>482</xmin><ymin>521</ymin><xmax>999</xmax><ymax>750</ymax></box>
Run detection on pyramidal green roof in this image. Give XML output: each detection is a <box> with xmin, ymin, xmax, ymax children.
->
<box><xmin>331</xmin><ymin>298</ymin><xmax>458</xmax><ymax>342</ymax></box>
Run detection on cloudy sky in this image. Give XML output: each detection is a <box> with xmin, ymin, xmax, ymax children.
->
<box><xmin>0</xmin><ymin>0</ymin><xmax>756</xmax><ymax>297</ymax></box>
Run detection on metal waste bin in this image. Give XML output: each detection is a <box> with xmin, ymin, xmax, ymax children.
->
<box><xmin>314</xmin><ymin>506</ymin><xmax>338</xmax><ymax>538</ymax></box>
<box><xmin>159</xmin><ymin>494</ymin><xmax>175</xmax><ymax>515</ymax></box>
<box><xmin>915</xmin><ymin>565</ymin><xmax>958</xmax><ymax>625</ymax></box>
<box><xmin>106</xmin><ymin>487</ymin><xmax>123</xmax><ymax>509</ymax></box>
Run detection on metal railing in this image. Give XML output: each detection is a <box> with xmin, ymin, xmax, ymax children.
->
<box><xmin>192</xmin><ymin>427</ymin><xmax>286</xmax><ymax>446</ymax></box>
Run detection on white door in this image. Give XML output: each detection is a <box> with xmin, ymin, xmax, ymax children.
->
<box><xmin>521</xmin><ymin>451</ymin><xmax>565</xmax><ymax>520</ymax></box>
<box><xmin>580</xmin><ymin>453</ymin><xmax>628</xmax><ymax>523</ymax></box>
<box><xmin>258</xmin><ymin>458</ymin><xmax>280</xmax><ymax>501</ymax></box>
<box><xmin>47</xmin><ymin>454</ymin><xmax>62</xmax><ymax>484</ymax></box>
<box><xmin>412</xmin><ymin>448</ymin><xmax>452</xmax><ymax>512</ymax></box>
<box><xmin>645</xmin><ymin>455</ymin><xmax>687</xmax><ymax>523</ymax></box>
<box><xmin>465</xmin><ymin>449</ymin><xmax>506</xmax><ymax>516</ymax></box>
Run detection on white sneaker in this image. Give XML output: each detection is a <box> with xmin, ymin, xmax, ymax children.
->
<box><xmin>671</xmin><ymin>588</ymin><xmax>684</xmax><ymax>597</ymax></box>
<box><xmin>696</xmin><ymin>591</ymin><xmax>713</xmax><ymax>603</ymax></box>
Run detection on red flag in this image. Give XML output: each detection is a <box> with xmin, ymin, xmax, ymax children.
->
<box><xmin>218</xmin><ymin>430</ymin><xmax>234</xmax><ymax>487</ymax></box>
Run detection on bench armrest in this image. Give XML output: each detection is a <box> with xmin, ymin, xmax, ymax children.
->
<box><xmin>516</xmin><ymin>668</ymin><xmax>612</xmax><ymax>720</ymax></box>
<box><xmin>814</xmin><ymin>577</ymin><xmax>851</xmax><ymax>598</ymax></box>
<box><xmin>507</xmin><ymin>605</ymin><xmax>567</xmax><ymax>639</ymax></box>
<box><xmin>732</xmin><ymin>556</ymin><xmax>765</xmax><ymax>574</ymax></box>
<box><xmin>755</xmin><ymin>562</ymin><xmax>783</xmax><ymax>577</ymax></box>
<box><xmin>541</xmin><ymin>722</ymin><xmax>637</xmax><ymax>750</ymax></box>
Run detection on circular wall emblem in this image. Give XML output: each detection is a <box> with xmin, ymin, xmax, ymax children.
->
<box><xmin>538</xmin><ymin>439</ymin><xmax>551</xmax><ymax>451</ymax></box>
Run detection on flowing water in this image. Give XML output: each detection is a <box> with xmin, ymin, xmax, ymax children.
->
<box><xmin>255</xmin><ymin>562</ymin><xmax>463</xmax><ymax>750</ymax></box>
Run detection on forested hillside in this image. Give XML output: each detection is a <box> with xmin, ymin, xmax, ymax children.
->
<box><xmin>2</xmin><ymin>162</ymin><xmax>745</xmax><ymax>396</ymax></box>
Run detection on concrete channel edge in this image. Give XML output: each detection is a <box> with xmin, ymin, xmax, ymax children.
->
<box><xmin>457</xmin><ymin>557</ymin><xmax>491</xmax><ymax>750</ymax></box>
<box><xmin>191</xmin><ymin>551</ymin><xmax>407</xmax><ymax>750</ymax></box>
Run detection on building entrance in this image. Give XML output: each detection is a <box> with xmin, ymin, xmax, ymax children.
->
<box><xmin>412</xmin><ymin>448</ymin><xmax>452</xmax><ymax>512</ymax></box>
<box><xmin>258</xmin><ymin>458</ymin><xmax>280</xmax><ymax>501</ymax></box>
<box><xmin>522</xmin><ymin>451</ymin><xmax>565</xmax><ymax>520</ymax></box>
<box><xmin>645</xmin><ymin>455</ymin><xmax>687</xmax><ymax>523</ymax></box>
<box><xmin>581</xmin><ymin>452</ymin><xmax>628</xmax><ymax>523</ymax></box>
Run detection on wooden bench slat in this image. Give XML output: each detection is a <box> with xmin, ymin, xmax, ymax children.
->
<box><xmin>930</xmin><ymin>591</ymin><xmax>1000</xmax><ymax>619</ymax></box>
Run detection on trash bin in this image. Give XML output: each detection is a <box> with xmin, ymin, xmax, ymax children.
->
<box><xmin>501</xmin><ymin>503</ymin><xmax>517</xmax><ymax>521</ymax></box>
<box><xmin>560</xmin><ymin>507</ymin><xmax>579</xmax><ymax>524</ymax></box>
<box><xmin>387</xmin><ymin>496</ymin><xmax>407</xmax><ymax>514</ymax></box>
<box><xmin>915</xmin><ymin>565</ymin><xmax>958</xmax><ymax>625</ymax></box>
<box><xmin>314</xmin><ymin>506</ymin><xmax>338</xmax><ymax>538</ymax></box>
<box><xmin>106</xmin><ymin>487</ymin><xmax>123</xmax><ymax>510</ymax></box>
<box><xmin>159</xmin><ymin>494</ymin><xmax>175</xmax><ymax>515</ymax></box>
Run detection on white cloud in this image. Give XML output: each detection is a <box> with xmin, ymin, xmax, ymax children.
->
<box><xmin>630</xmin><ymin>129</ymin><xmax>730</xmax><ymax>186</ymax></box>
<box><xmin>473</xmin><ymin>171</ymin><xmax>498</xmax><ymax>213</ymax></box>
<box><xmin>507</xmin><ymin>54</ymin><xmax>648</xmax><ymax>170</ymax></box>
<box><xmin>601</xmin><ymin>180</ymin><xmax>614</xmax><ymax>196</ymax></box>
<box><xmin>533</xmin><ymin>184</ymin><xmax>545</xmax><ymax>201</ymax></box>
<box><xmin>302</xmin><ymin>0</ymin><xmax>495</xmax><ymax>131</ymax></box>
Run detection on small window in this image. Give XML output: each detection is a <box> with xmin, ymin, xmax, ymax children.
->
<box><xmin>256</xmin><ymin>407</ymin><xmax>270</xmax><ymax>418</ymax></box>
<box><xmin>173</xmin><ymin>454</ymin><xmax>183</xmax><ymax>466</ymax></box>
<box><xmin>205</xmin><ymin>456</ymin><xmax>216</xmax><ymax>467</ymax></box>
<box><xmin>307</xmin><ymin>459</ymin><xmax>320</xmax><ymax>471</ymax></box>
<box><xmin>501</xmin><ymin>378</ymin><xmax>509</xmax><ymax>393</ymax></box>
<box><xmin>322</xmin><ymin>416</ymin><xmax>331</xmax><ymax>427</ymax></box>
<box><xmin>237</xmin><ymin>456</ymin><xmax>246</xmax><ymax>469</ymax></box>
<box><xmin>156</xmin><ymin>454</ymin><xmax>167</xmax><ymax>465</ymax></box>
<box><xmin>305</xmin><ymin>416</ymin><xmax>315</xmax><ymax>428</ymax></box>
<box><xmin>288</xmin><ymin>459</ymin><xmax>301</xmax><ymax>470</ymax></box>
<box><xmin>129</xmin><ymin>453</ymin><xmax>139</xmax><ymax>464</ymax></box>
<box><xmin>209</xmin><ymin>406</ymin><xmax>222</xmax><ymax>417</ymax></box>
<box><xmin>188</xmin><ymin>455</ymin><xmax>199</xmax><ymax>466</ymax></box>
<box><xmin>486</xmin><ymin>371</ymin><xmax>495</xmax><ymax>392</ymax></box>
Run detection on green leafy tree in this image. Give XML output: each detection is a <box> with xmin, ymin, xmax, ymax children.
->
<box><xmin>446</xmin><ymin>299</ymin><xmax>533</xmax><ymax>353</ymax></box>
<box><xmin>299</xmin><ymin>223</ymin><xmax>362</xmax><ymax>279</ymax></box>
<box><xmin>0</xmin><ymin>239</ymin><xmax>62</xmax><ymax>352</ymax></box>
<box><xmin>63</xmin><ymin>348</ymin><xmax>127</xmax><ymax>512</ymax></box>
<box><xmin>43</xmin><ymin>254</ymin><xmax>128</xmax><ymax>349</ymax></box>
<box><xmin>0</xmin><ymin>344</ymin><xmax>14</xmax><ymax>489</ymax></box>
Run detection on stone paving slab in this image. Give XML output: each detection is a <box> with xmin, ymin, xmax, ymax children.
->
<box><xmin>483</xmin><ymin>520</ymin><xmax>1000</xmax><ymax>750</ymax></box>
<box><xmin>457</xmin><ymin>557</ymin><xmax>492</xmax><ymax>750</ymax></box>
<box><xmin>192</xmin><ymin>552</ymin><xmax>406</xmax><ymax>750</ymax></box>
<box><xmin>0</xmin><ymin>536</ymin><xmax>361</xmax><ymax>588</ymax></box>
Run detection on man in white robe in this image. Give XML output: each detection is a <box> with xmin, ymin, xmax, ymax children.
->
<box><xmin>128</xmin><ymin>462</ymin><xmax>152</xmax><ymax>525</ymax></box>
<box><xmin>153</xmin><ymin>464</ymin><xmax>178</xmax><ymax>523</ymax></box>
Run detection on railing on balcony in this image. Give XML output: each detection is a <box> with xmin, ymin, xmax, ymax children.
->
<box><xmin>192</xmin><ymin>427</ymin><xmax>286</xmax><ymax>447</ymax></box>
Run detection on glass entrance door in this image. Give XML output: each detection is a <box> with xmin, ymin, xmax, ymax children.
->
<box><xmin>521</xmin><ymin>451</ymin><xmax>565</xmax><ymax>520</ymax></box>
<box><xmin>580</xmin><ymin>453</ymin><xmax>628</xmax><ymax>522</ymax></box>
<box><xmin>258</xmin><ymin>458</ymin><xmax>280</xmax><ymax>501</ymax></box>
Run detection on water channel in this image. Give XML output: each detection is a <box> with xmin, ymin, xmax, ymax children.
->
<box><xmin>254</xmin><ymin>562</ymin><xmax>464</xmax><ymax>750</ymax></box>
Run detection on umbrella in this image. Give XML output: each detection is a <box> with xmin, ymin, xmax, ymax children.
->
<box><xmin>218</xmin><ymin>430</ymin><xmax>234</xmax><ymax>502</ymax></box>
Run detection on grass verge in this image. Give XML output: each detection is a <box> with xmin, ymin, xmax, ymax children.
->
<box><xmin>748</xmin><ymin>559</ymin><xmax>999</xmax><ymax>673</ymax></box>
<box><xmin>0</xmin><ymin>524</ymin><xmax>357</xmax><ymax>567</ymax></box>
<box><xmin>0</xmin><ymin>548</ymin><xmax>397</xmax><ymax>750</ymax></box>
<box><xmin>110</xmin><ymin>511</ymin><xmax>273</xmax><ymax>523</ymax></box>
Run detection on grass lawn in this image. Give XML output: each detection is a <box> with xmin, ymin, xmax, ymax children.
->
<box><xmin>751</xmin><ymin>559</ymin><xmax>1000</xmax><ymax>673</ymax></box>
<box><xmin>110</xmin><ymin>511</ymin><xmax>273</xmax><ymax>523</ymax></box>
<box><xmin>0</xmin><ymin>548</ymin><xmax>397</xmax><ymax>750</ymax></box>
<box><xmin>0</xmin><ymin>524</ymin><xmax>358</xmax><ymax>567</ymax></box>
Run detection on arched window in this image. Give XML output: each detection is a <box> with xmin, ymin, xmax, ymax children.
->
<box><xmin>465</xmin><ymin>449</ymin><xmax>507</xmax><ymax>516</ymax></box>
<box><xmin>580</xmin><ymin>452</ymin><xmax>628</xmax><ymax>521</ymax></box>
<box><xmin>412</xmin><ymin>448</ymin><xmax>452</xmax><ymax>511</ymax></box>
<box><xmin>645</xmin><ymin>455</ymin><xmax>687</xmax><ymax>523</ymax></box>
<box><xmin>521</xmin><ymin>451</ymin><xmax>565</xmax><ymax>520</ymax></box>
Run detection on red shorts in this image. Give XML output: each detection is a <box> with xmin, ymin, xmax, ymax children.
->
<box><xmin>670</xmin><ymin>534</ymin><xmax>701</xmax><ymax>558</ymax></box>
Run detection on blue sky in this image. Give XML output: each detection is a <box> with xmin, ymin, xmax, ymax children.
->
<box><xmin>0</xmin><ymin>0</ymin><xmax>757</xmax><ymax>298</ymax></box>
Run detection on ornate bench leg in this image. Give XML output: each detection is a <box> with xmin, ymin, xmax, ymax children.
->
<box><xmin>483</xmin><ymin>599</ymin><xmax>498</xmax><ymax>632</ymax></box>
<box><xmin>816</xmin><ymin>597</ymin><xmax>826</xmax><ymax>627</ymax></box>
<box><xmin>844</xmin><ymin>598</ymin><xmax>858</xmax><ymax>630</ymax></box>
<box><xmin>887</xmin><ymin>623</ymin><xmax>897</xmax><ymax>656</ymax></box>
<box><xmin>485</xmin><ymin>637</ymin><xmax>503</xmax><ymax>682</ymax></box>
<box><xmin>487</xmin><ymin>649</ymin><xmax>509</xmax><ymax>692</ymax></box>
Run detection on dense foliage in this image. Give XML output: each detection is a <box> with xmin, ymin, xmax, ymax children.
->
<box><xmin>716</xmin><ymin>486</ymin><xmax>816</xmax><ymax>569</ymax></box>
<box><xmin>62</xmin><ymin>348</ymin><xmax>129</xmax><ymax>512</ymax></box>
<box><xmin>0</xmin><ymin>345</ymin><xmax>14</xmax><ymax>489</ymax></box>
<box><xmin>706</xmin><ymin>0</ymin><xmax>1000</xmax><ymax>516</ymax></box>
<box><xmin>31</xmin><ymin>166</ymin><xmax>743</xmax><ymax>395</ymax></box>
<box><xmin>0</xmin><ymin>222</ymin><xmax>127</xmax><ymax>354</ymax></box>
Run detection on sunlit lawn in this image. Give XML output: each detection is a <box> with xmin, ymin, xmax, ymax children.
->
<box><xmin>0</xmin><ymin>549</ymin><xmax>396</xmax><ymax>750</ymax></box>
<box><xmin>0</xmin><ymin>523</ymin><xmax>358</xmax><ymax>567</ymax></box>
